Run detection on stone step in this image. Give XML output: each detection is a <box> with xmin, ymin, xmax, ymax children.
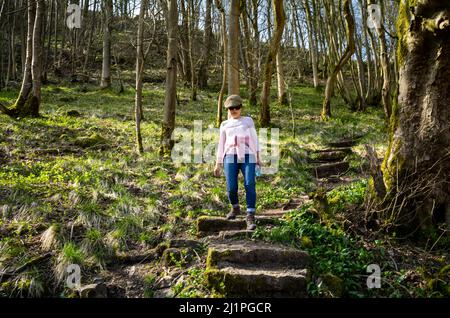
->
<box><xmin>218</xmin><ymin>230</ymin><xmax>254</xmax><ymax>240</ymax></box>
<box><xmin>308</xmin><ymin>150</ymin><xmax>348</xmax><ymax>163</ymax></box>
<box><xmin>313</xmin><ymin>147</ymin><xmax>353</xmax><ymax>154</ymax></box>
<box><xmin>205</xmin><ymin>265</ymin><xmax>309</xmax><ymax>297</ymax></box>
<box><xmin>197</xmin><ymin>217</ymin><xmax>246</xmax><ymax>237</ymax></box>
<box><xmin>327</xmin><ymin>140</ymin><xmax>357</xmax><ymax>148</ymax></box>
<box><xmin>196</xmin><ymin>216</ymin><xmax>280</xmax><ymax>237</ymax></box>
<box><xmin>206</xmin><ymin>240</ymin><xmax>311</xmax><ymax>269</ymax></box>
<box><xmin>312</xmin><ymin>161</ymin><xmax>349</xmax><ymax>178</ymax></box>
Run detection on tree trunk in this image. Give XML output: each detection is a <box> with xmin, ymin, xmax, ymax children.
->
<box><xmin>259</xmin><ymin>0</ymin><xmax>286</xmax><ymax>127</ymax></box>
<box><xmin>276</xmin><ymin>50</ymin><xmax>287</xmax><ymax>105</ymax></box>
<box><xmin>370</xmin><ymin>0</ymin><xmax>392</xmax><ymax>122</ymax></box>
<box><xmin>13</xmin><ymin>0</ymin><xmax>35</xmax><ymax>110</ymax></box>
<box><xmin>1</xmin><ymin>0</ymin><xmax>43</xmax><ymax>117</ymax></box>
<box><xmin>135</xmin><ymin>0</ymin><xmax>147</xmax><ymax>154</ymax></box>
<box><xmin>100</xmin><ymin>0</ymin><xmax>112</xmax><ymax>89</ymax></box>
<box><xmin>321</xmin><ymin>0</ymin><xmax>355</xmax><ymax>120</ymax></box>
<box><xmin>378</xmin><ymin>0</ymin><xmax>450</xmax><ymax>236</ymax></box>
<box><xmin>228</xmin><ymin>0</ymin><xmax>240</xmax><ymax>95</ymax></box>
<box><xmin>215</xmin><ymin>0</ymin><xmax>227</xmax><ymax>127</ymax></box>
<box><xmin>197</xmin><ymin>0</ymin><xmax>212</xmax><ymax>88</ymax></box>
<box><xmin>187</xmin><ymin>0</ymin><xmax>197</xmax><ymax>101</ymax></box>
<box><xmin>303</xmin><ymin>0</ymin><xmax>319</xmax><ymax>89</ymax></box>
<box><xmin>160</xmin><ymin>0</ymin><xmax>178</xmax><ymax>157</ymax></box>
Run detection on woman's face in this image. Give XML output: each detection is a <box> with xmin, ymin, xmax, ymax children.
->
<box><xmin>228</xmin><ymin>105</ymin><xmax>242</xmax><ymax>119</ymax></box>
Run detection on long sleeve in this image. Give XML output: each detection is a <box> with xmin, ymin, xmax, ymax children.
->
<box><xmin>248</xmin><ymin>118</ymin><xmax>260</xmax><ymax>153</ymax></box>
<box><xmin>216</xmin><ymin>122</ymin><xmax>226</xmax><ymax>164</ymax></box>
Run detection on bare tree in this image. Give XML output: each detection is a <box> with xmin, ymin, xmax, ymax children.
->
<box><xmin>160</xmin><ymin>0</ymin><xmax>178</xmax><ymax>156</ymax></box>
<box><xmin>321</xmin><ymin>0</ymin><xmax>355</xmax><ymax>120</ymax></box>
<box><xmin>135</xmin><ymin>0</ymin><xmax>148</xmax><ymax>154</ymax></box>
<box><xmin>259</xmin><ymin>0</ymin><xmax>286</xmax><ymax>127</ymax></box>
<box><xmin>100</xmin><ymin>0</ymin><xmax>113</xmax><ymax>89</ymax></box>
<box><xmin>215</xmin><ymin>0</ymin><xmax>227</xmax><ymax>126</ymax></box>
<box><xmin>228</xmin><ymin>0</ymin><xmax>240</xmax><ymax>95</ymax></box>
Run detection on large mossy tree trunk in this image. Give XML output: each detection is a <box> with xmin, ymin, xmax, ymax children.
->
<box><xmin>160</xmin><ymin>0</ymin><xmax>178</xmax><ymax>157</ymax></box>
<box><xmin>378</xmin><ymin>0</ymin><xmax>450</xmax><ymax>236</ymax></box>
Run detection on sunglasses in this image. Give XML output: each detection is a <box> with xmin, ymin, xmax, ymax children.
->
<box><xmin>228</xmin><ymin>105</ymin><xmax>242</xmax><ymax>111</ymax></box>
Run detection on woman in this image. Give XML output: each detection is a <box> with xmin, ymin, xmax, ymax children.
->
<box><xmin>214</xmin><ymin>95</ymin><xmax>261</xmax><ymax>231</ymax></box>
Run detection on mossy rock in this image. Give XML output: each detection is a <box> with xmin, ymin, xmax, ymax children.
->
<box><xmin>161</xmin><ymin>247</ymin><xmax>193</xmax><ymax>267</ymax></box>
<box><xmin>74</xmin><ymin>133</ymin><xmax>108</xmax><ymax>149</ymax></box>
<box><xmin>204</xmin><ymin>266</ymin><xmax>309</xmax><ymax>297</ymax></box>
<box><xmin>321</xmin><ymin>273</ymin><xmax>344</xmax><ymax>297</ymax></box>
<box><xmin>301</xmin><ymin>236</ymin><xmax>313</xmax><ymax>249</ymax></box>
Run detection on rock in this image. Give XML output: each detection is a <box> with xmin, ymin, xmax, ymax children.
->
<box><xmin>197</xmin><ymin>216</ymin><xmax>246</xmax><ymax>237</ymax></box>
<box><xmin>326</xmin><ymin>138</ymin><xmax>358</xmax><ymax>148</ymax></box>
<box><xmin>206</xmin><ymin>240</ymin><xmax>311</xmax><ymax>269</ymax></box>
<box><xmin>320</xmin><ymin>273</ymin><xmax>344</xmax><ymax>297</ymax></box>
<box><xmin>236</xmin><ymin>215</ymin><xmax>280</xmax><ymax>226</ymax></box>
<box><xmin>312</xmin><ymin>162</ymin><xmax>349</xmax><ymax>178</ymax></box>
<box><xmin>309</xmin><ymin>150</ymin><xmax>348</xmax><ymax>163</ymax></box>
<box><xmin>161</xmin><ymin>247</ymin><xmax>193</xmax><ymax>267</ymax></box>
<box><xmin>154</xmin><ymin>276</ymin><xmax>174</xmax><ymax>289</ymax></box>
<box><xmin>78</xmin><ymin>283</ymin><xmax>108</xmax><ymax>298</ymax></box>
<box><xmin>66</xmin><ymin>110</ymin><xmax>82</xmax><ymax>117</ymax></box>
<box><xmin>168</xmin><ymin>239</ymin><xmax>203</xmax><ymax>250</ymax></box>
<box><xmin>205</xmin><ymin>266</ymin><xmax>309</xmax><ymax>297</ymax></box>
<box><xmin>219</xmin><ymin>230</ymin><xmax>254</xmax><ymax>240</ymax></box>
<box><xmin>301</xmin><ymin>236</ymin><xmax>313</xmax><ymax>249</ymax></box>
<box><xmin>153</xmin><ymin>288</ymin><xmax>175</xmax><ymax>298</ymax></box>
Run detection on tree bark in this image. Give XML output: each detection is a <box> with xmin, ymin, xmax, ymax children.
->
<box><xmin>135</xmin><ymin>0</ymin><xmax>147</xmax><ymax>154</ymax></box>
<box><xmin>160</xmin><ymin>0</ymin><xmax>178</xmax><ymax>157</ymax></box>
<box><xmin>321</xmin><ymin>0</ymin><xmax>355</xmax><ymax>120</ymax></box>
<box><xmin>228</xmin><ymin>0</ymin><xmax>240</xmax><ymax>95</ymax></box>
<box><xmin>215</xmin><ymin>0</ymin><xmax>227</xmax><ymax>127</ymax></box>
<box><xmin>370</xmin><ymin>0</ymin><xmax>392</xmax><ymax>122</ymax></box>
<box><xmin>100</xmin><ymin>0</ymin><xmax>112</xmax><ymax>89</ymax></box>
<box><xmin>303</xmin><ymin>0</ymin><xmax>319</xmax><ymax>89</ymax></box>
<box><xmin>276</xmin><ymin>50</ymin><xmax>287</xmax><ymax>105</ymax></box>
<box><xmin>197</xmin><ymin>0</ymin><xmax>212</xmax><ymax>88</ymax></box>
<box><xmin>259</xmin><ymin>0</ymin><xmax>286</xmax><ymax>127</ymax></box>
<box><xmin>378</xmin><ymin>0</ymin><xmax>450</xmax><ymax>236</ymax></box>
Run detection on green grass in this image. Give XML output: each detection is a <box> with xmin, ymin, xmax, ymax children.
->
<box><xmin>3</xmin><ymin>80</ymin><xmax>444</xmax><ymax>298</ymax></box>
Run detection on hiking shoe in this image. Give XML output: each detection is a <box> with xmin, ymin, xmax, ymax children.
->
<box><xmin>246</xmin><ymin>214</ymin><xmax>256</xmax><ymax>231</ymax></box>
<box><xmin>226</xmin><ymin>205</ymin><xmax>241</xmax><ymax>220</ymax></box>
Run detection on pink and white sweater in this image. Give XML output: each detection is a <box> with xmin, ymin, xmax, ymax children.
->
<box><xmin>216</xmin><ymin>116</ymin><xmax>260</xmax><ymax>164</ymax></box>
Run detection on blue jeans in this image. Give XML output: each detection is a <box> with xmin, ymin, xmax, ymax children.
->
<box><xmin>223</xmin><ymin>154</ymin><xmax>256</xmax><ymax>214</ymax></box>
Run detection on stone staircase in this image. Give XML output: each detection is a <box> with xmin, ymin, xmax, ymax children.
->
<box><xmin>193</xmin><ymin>137</ymin><xmax>362</xmax><ymax>298</ymax></box>
<box><xmin>309</xmin><ymin>137</ymin><xmax>361</xmax><ymax>180</ymax></box>
<box><xmin>196</xmin><ymin>196</ymin><xmax>312</xmax><ymax>297</ymax></box>
<box><xmin>205</xmin><ymin>240</ymin><xmax>311</xmax><ymax>297</ymax></box>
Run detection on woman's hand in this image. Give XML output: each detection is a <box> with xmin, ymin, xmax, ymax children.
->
<box><xmin>213</xmin><ymin>163</ymin><xmax>222</xmax><ymax>177</ymax></box>
<box><xmin>256</xmin><ymin>153</ymin><xmax>262</xmax><ymax>167</ymax></box>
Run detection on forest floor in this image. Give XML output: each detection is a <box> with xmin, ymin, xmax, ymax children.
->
<box><xmin>0</xmin><ymin>79</ymin><xmax>448</xmax><ymax>298</ymax></box>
